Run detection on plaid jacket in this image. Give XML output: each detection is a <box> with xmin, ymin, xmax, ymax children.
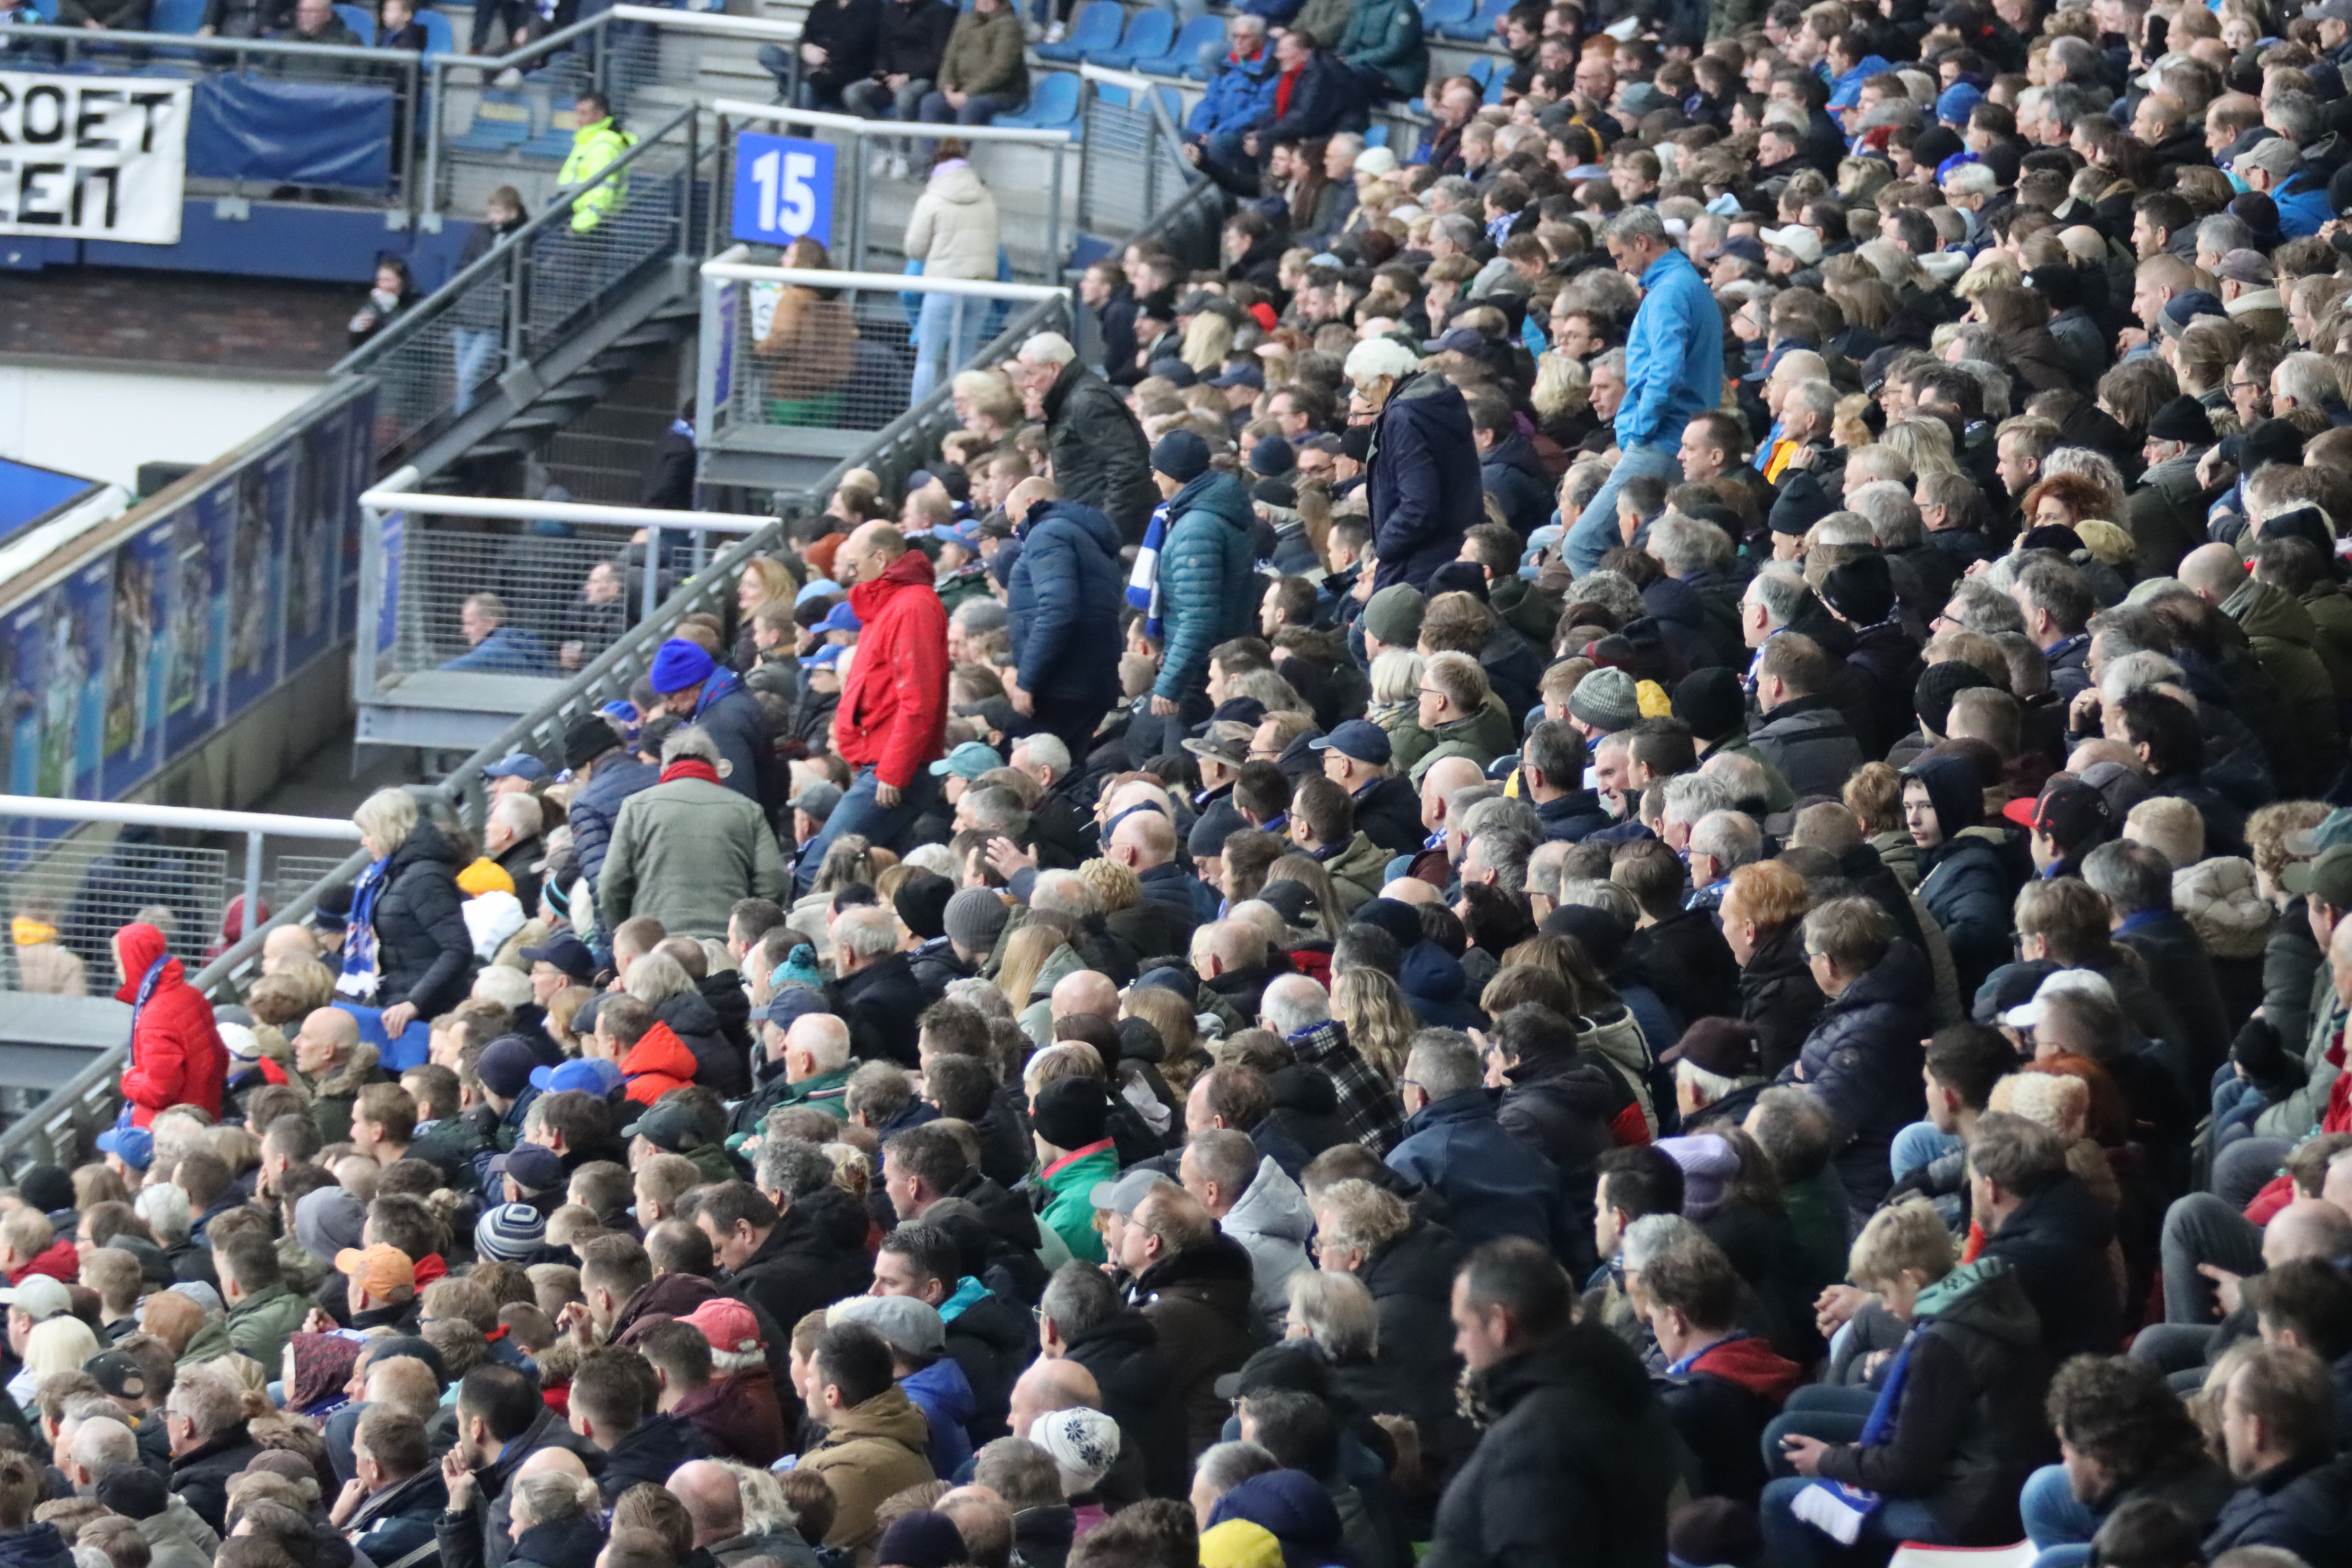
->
<box><xmin>1286</xmin><ymin>1020</ymin><xmax>1404</xmax><ymax>1156</ymax></box>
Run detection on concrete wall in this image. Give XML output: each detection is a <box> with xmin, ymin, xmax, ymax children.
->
<box><xmin>0</xmin><ymin>360</ymin><xmax>326</xmax><ymax>492</ymax></box>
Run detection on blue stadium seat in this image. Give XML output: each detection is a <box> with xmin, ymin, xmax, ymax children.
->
<box><xmin>334</xmin><ymin>2</ymin><xmax>374</xmax><ymax>40</ymax></box>
<box><xmin>447</xmin><ymin>89</ymin><xmax>533</xmax><ymax>151</ymax></box>
<box><xmin>1436</xmin><ymin>0</ymin><xmax>1506</xmax><ymax>39</ymax></box>
<box><xmin>415</xmin><ymin>7</ymin><xmax>454</xmax><ymax>54</ymax></box>
<box><xmin>1418</xmin><ymin>0</ymin><xmax>1474</xmax><ymax>29</ymax></box>
<box><xmin>995</xmin><ymin>69</ymin><xmax>1082</xmax><ymax>130</ymax></box>
<box><xmin>1364</xmin><ymin>123</ymin><xmax>1387</xmax><ymax>146</ymax></box>
<box><xmin>149</xmin><ymin>0</ymin><xmax>206</xmax><ymax>57</ymax></box>
<box><xmin>1092</xmin><ymin>6</ymin><xmax>1173</xmax><ymax>68</ymax></box>
<box><xmin>1035</xmin><ymin>0</ymin><xmax>1119</xmax><ymax>62</ymax></box>
<box><xmin>1132</xmin><ymin>11</ymin><xmax>1223</xmax><ymax>77</ymax></box>
<box><xmin>1482</xmin><ymin>60</ymin><xmax>1507</xmax><ymax>100</ymax></box>
<box><xmin>1463</xmin><ymin>55</ymin><xmax>1492</xmax><ymax>88</ymax></box>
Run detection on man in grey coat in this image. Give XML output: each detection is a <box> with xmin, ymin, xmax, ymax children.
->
<box><xmin>598</xmin><ymin>726</ymin><xmax>786</xmax><ymax>941</ymax></box>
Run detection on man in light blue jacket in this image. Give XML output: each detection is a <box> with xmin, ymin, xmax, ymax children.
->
<box><xmin>1564</xmin><ymin>208</ymin><xmax>1725</xmax><ymax>575</ymax></box>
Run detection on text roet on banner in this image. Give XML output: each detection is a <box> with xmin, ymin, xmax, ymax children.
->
<box><xmin>0</xmin><ymin>73</ymin><xmax>189</xmax><ymax>244</ymax></box>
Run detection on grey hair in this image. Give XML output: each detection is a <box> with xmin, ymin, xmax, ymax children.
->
<box><xmin>754</xmin><ymin>1136</ymin><xmax>837</xmax><ymax>1200</ymax></box>
<box><xmin>2100</xmin><ymin>650</ymin><xmax>2185</xmax><ymax>703</ymax></box>
<box><xmin>1460</xmin><ymin>794</ymin><xmax>1541</xmax><ymax>842</ymax></box>
<box><xmin>2195</xmin><ymin>213</ymin><xmax>2255</xmax><ymax>257</ymax></box>
<box><xmin>164</xmin><ymin>1363</ymin><xmax>243</xmax><ymax>1439</ymax></box>
<box><xmin>1844</xmin><ymin>481</ymin><xmax>1922</xmax><ymax>545</ymax></box>
<box><xmin>2275</xmin><ymin>351</ymin><xmax>2342</xmax><ymax>412</ymax></box>
<box><xmin>621</xmin><ymin>949</ymin><xmax>695</xmax><ymax>1006</ymax></box>
<box><xmin>1701</xmin><ymin>749</ymin><xmax>1770</xmax><ymax>805</ymax></box>
<box><xmin>513</xmin><ymin>1470</ymin><xmax>600</xmax><ymax>1529</ymax></box>
<box><xmin>1621</xmin><ymin>1212</ymin><xmax>1703</xmax><ymax>1271</ymax></box>
<box><xmin>831</xmin><ymin>905</ymin><xmax>899</xmax><ymax>962</ymax></box>
<box><xmin>1570</xmin><ymin>569</ymin><xmax>1646</xmax><ymax>626</ymax></box>
<box><xmin>1605</xmin><ymin>206</ymin><xmax>1670</xmax><ymax>246</ymax></box>
<box><xmin>1651</xmin><ymin>513</ymin><xmax>1731</xmax><ymax>576</ymax></box>
<box><xmin>1030</xmin><ymin>869</ymin><xmax>1099</xmax><ymax>921</ymax></box>
<box><xmin>1468</xmin><ymin>828</ymin><xmax>1537</xmax><ymax>895</ymax></box>
<box><xmin>662</xmin><ymin>725</ymin><xmax>722</xmax><ymax>767</ymax></box>
<box><xmin>1660</xmin><ymin>774</ymin><xmax>1735</xmax><ymax>827</ymax></box>
<box><xmin>960</xmin><ymin>785</ymin><xmax>1030</xmax><ymax>837</ymax></box>
<box><xmin>68</xmin><ymin>1417</ymin><xmax>137</xmax><ymax>1483</ymax></box>
<box><xmin>1195</xmin><ymin>1440</ymin><xmax>1281</xmax><ymax>1501</ymax></box>
<box><xmin>1014</xmin><ymin>733</ymin><xmax>1071</xmax><ymax>778</ymax></box>
<box><xmin>1691</xmin><ymin>809</ymin><xmax>1763</xmax><ymax>871</ymax></box>
<box><xmin>1402</xmin><ymin>1029</ymin><xmax>1483</xmax><ymax>1100</ymax></box>
<box><xmin>136</xmin><ymin>1183</ymin><xmax>191</xmax><ymax>1245</ymax></box>
<box><xmin>1286</xmin><ymin>1270</ymin><xmax>1379</xmax><ymax>1360</ymax></box>
<box><xmin>1746</xmin><ymin>567</ymin><xmax>1811</xmax><ymax>628</ymax></box>
<box><xmin>1555</xmin><ymin>878</ymin><xmax>1639</xmax><ymax>928</ymax></box>
<box><xmin>1259</xmin><ymin>974</ymin><xmax>1330</xmax><ymax>1036</ymax></box>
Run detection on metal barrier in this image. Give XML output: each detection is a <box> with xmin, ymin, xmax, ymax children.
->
<box><xmin>709</xmin><ymin>100</ymin><xmax>1074</xmax><ymax>281</ymax></box>
<box><xmin>339</xmin><ymin>101</ymin><xmax>707</xmax><ymax>466</ymax></box>
<box><xmin>353</xmin><ymin>478</ymin><xmax>775</xmax><ymax>747</ymax></box>
<box><xmin>417</xmin><ymin>4</ymin><xmax>797</xmax><ymax>229</ymax></box>
<box><xmin>697</xmin><ymin>255</ymin><xmax>1070</xmax><ymax>488</ymax></box>
<box><xmin>0</xmin><ymin>25</ymin><xmax>428</xmax><ymax>209</ymax></box>
<box><xmin>1075</xmin><ymin>62</ymin><xmax>1196</xmax><ymax>244</ymax></box>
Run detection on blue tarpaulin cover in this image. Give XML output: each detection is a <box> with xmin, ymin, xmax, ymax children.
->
<box><xmin>186</xmin><ymin>73</ymin><xmax>393</xmax><ymax>190</ymax></box>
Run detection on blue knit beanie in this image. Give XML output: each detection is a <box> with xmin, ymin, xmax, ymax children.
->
<box><xmin>648</xmin><ymin>638</ymin><xmax>717</xmax><ymax>694</ymax></box>
<box><xmin>1151</xmin><ymin>429</ymin><xmax>1212</xmax><ymax>483</ymax></box>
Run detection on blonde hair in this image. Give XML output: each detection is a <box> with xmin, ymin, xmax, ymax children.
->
<box><xmin>1369</xmin><ymin>649</ymin><xmax>1425</xmax><ymax>707</ymax></box>
<box><xmin>2124</xmin><ymin>796</ymin><xmax>2204</xmax><ymax>870</ymax></box>
<box><xmin>995</xmin><ymin>922</ymin><xmax>1065</xmax><ymax>1008</ymax></box>
<box><xmin>353</xmin><ymin>788</ymin><xmax>419</xmax><ymax>856</ymax></box>
<box><xmin>1331</xmin><ymin>967</ymin><xmax>1414</xmax><ymax>1082</ymax></box>
<box><xmin>737</xmin><ymin>557</ymin><xmax>797</xmax><ymax>614</ymax></box>
<box><xmin>1847</xmin><ymin>1196</ymin><xmax>1956</xmax><ymax>1290</ymax></box>
<box><xmin>1181</xmin><ymin>311</ymin><xmax>1235</xmax><ymax>375</ymax></box>
<box><xmin>23</xmin><ymin>1316</ymin><xmax>99</xmax><ymax>1380</ymax></box>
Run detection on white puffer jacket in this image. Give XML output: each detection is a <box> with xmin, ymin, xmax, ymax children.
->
<box><xmin>2175</xmin><ymin>855</ymin><xmax>2273</xmax><ymax>960</ymax></box>
<box><xmin>905</xmin><ymin>161</ymin><xmax>1000</xmax><ymax>281</ymax></box>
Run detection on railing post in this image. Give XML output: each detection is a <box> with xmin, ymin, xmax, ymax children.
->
<box><xmin>643</xmin><ymin>525</ymin><xmax>662</xmax><ymax>626</ymax></box>
<box><xmin>421</xmin><ymin>58</ymin><xmax>442</xmax><ymax>221</ymax></box>
<box><xmin>243</xmin><ymin>832</ymin><xmax>264</xmax><ymax>948</ymax></box>
<box><xmin>1048</xmin><ymin>146</ymin><xmax>1064</xmax><ymax>282</ymax></box>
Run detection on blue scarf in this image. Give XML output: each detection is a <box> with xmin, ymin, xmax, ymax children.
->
<box><xmin>692</xmin><ymin>666</ymin><xmax>741</xmax><ymax>720</ymax></box>
<box><xmin>336</xmin><ymin>854</ymin><xmax>393</xmax><ymax>1002</ymax></box>
<box><xmin>1127</xmin><ymin>502</ymin><xmax>1169</xmax><ymax>638</ymax></box>
<box><xmin>1790</xmin><ymin>1333</ymin><xmax>1915</xmax><ymax>1543</ymax></box>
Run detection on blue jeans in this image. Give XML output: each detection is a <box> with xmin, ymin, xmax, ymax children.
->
<box><xmin>918</xmin><ymin>89</ymin><xmax>1019</xmax><ymax>125</ymax></box>
<box><xmin>1890</xmin><ymin>1120</ymin><xmax>1963</xmax><ymax>1186</ymax></box>
<box><xmin>2020</xmin><ymin>1462</ymin><xmax>2100</xmax><ymax>1568</ymax></box>
<box><xmin>453</xmin><ymin>328</ymin><xmax>499</xmax><ymax>415</ymax></box>
<box><xmin>1760</xmin><ymin>1480</ymin><xmax>1955</xmax><ymax>1568</ymax></box>
<box><xmin>1566</xmin><ymin>437</ymin><xmax>1681</xmax><ymax>575</ymax></box>
<box><xmin>911</xmin><ymin>290</ymin><xmax>989</xmax><ymax>404</ymax></box>
<box><xmin>795</xmin><ymin>764</ymin><xmax>939</xmax><ymax>894</ymax></box>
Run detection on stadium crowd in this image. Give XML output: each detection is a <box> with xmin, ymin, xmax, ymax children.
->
<box><xmin>28</xmin><ymin>0</ymin><xmax>2352</xmax><ymax>1564</ymax></box>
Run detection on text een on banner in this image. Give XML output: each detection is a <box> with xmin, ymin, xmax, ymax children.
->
<box><xmin>0</xmin><ymin>73</ymin><xmax>189</xmax><ymax>244</ymax></box>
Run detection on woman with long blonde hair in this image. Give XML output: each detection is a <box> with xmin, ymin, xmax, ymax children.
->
<box><xmin>995</xmin><ymin>922</ymin><xmax>1065</xmax><ymax>1010</ymax></box>
<box><xmin>1332</xmin><ymin>967</ymin><xmax>1414</xmax><ymax>1083</ymax></box>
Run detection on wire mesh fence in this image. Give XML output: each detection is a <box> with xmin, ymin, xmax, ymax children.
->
<box><xmin>383</xmin><ymin>518</ymin><xmax>644</xmax><ymax>682</ymax></box>
<box><xmin>715</xmin><ymin>274</ymin><xmax>1057</xmax><ymax>438</ymax></box>
<box><xmin>275</xmin><ymin>855</ymin><xmax>353</xmax><ymax>914</ymax></box>
<box><xmin>0</xmin><ymin>831</ymin><xmax>228</xmax><ymax>990</ymax></box>
<box><xmin>349</xmin><ymin>103</ymin><xmax>701</xmax><ymax>462</ymax></box>
<box><xmin>1076</xmin><ymin>72</ymin><xmax>1191</xmax><ymax>241</ymax></box>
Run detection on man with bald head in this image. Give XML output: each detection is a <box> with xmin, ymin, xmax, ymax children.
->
<box><xmin>293</xmin><ymin>1007</ymin><xmax>375</xmax><ymax>1144</ymax></box>
<box><xmin>666</xmin><ymin>1461</ymin><xmax>782</xmax><ymax>1565</ymax></box>
<box><xmin>797</xmin><ymin>519</ymin><xmax>950</xmax><ymax>890</ymax></box>
<box><xmin>935</xmin><ymin>1487</ymin><xmax>1015</xmax><ymax>1568</ymax></box>
<box><xmin>999</xmin><ymin>480</ymin><xmax>1125</xmax><ymax>767</ymax></box>
<box><xmin>1104</xmin><ymin>809</ymin><xmax>1201</xmax><ymax>951</ymax></box>
<box><xmin>1416</xmin><ymin>755</ymin><xmax>1487</xmax><ymax>858</ymax></box>
<box><xmin>1006</xmin><ymin>1356</ymin><xmax>1101</xmax><ymax>1441</ymax></box>
<box><xmin>1048</xmin><ymin>971</ymin><xmax>1119</xmax><ymax>1028</ymax></box>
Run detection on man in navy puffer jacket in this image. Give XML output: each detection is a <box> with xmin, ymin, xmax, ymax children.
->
<box><xmin>1003</xmin><ymin>481</ymin><xmax>1125</xmax><ymax>764</ymax></box>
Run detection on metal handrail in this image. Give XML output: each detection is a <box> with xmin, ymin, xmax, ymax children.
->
<box><xmin>700</xmin><ymin>261</ymin><xmax>1069</xmax><ymax>303</ymax></box>
<box><xmin>359</xmin><ymin>490</ymin><xmax>773</xmax><ymax>532</ymax></box>
<box><xmin>0</xmin><ymin>19</ymin><xmax>413</xmax><ymax>61</ymax></box>
<box><xmin>609</xmin><ymin>6</ymin><xmax>799</xmax><ymax>39</ymax></box>
<box><xmin>0</xmin><ymin>840</ymin><xmax>375</xmax><ymax>1174</ymax></box>
<box><xmin>341</xmin><ymin>100</ymin><xmax>699</xmax><ymax>377</ymax></box>
<box><xmin>709</xmin><ymin>97</ymin><xmax>1074</xmax><ymax>145</ymax></box>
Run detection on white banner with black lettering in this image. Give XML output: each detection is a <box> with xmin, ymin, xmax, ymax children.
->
<box><xmin>0</xmin><ymin>73</ymin><xmax>188</xmax><ymax>244</ymax></box>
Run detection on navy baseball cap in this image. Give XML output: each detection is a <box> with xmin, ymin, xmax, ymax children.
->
<box><xmin>1308</xmin><ymin>720</ymin><xmax>1392</xmax><ymax>766</ymax></box>
<box><xmin>520</xmin><ymin>931</ymin><xmax>597</xmax><ymax>984</ymax></box>
<box><xmin>487</xmin><ymin>1143</ymin><xmax>565</xmax><ymax>1194</ymax></box>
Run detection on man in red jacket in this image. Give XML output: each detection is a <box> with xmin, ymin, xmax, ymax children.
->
<box><xmin>796</xmin><ymin>522</ymin><xmax>949</xmax><ymax>892</ymax></box>
<box><xmin>113</xmin><ymin>922</ymin><xmax>226</xmax><ymax>1126</ymax></box>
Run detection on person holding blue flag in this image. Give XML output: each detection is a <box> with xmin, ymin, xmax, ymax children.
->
<box><xmin>1759</xmin><ymin>1188</ymin><xmax>2048</xmax><ymax>1567</ymax></box>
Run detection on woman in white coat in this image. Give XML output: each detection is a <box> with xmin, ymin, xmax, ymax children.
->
<box><xmin>905</xmin><ymin>139</ymin><xmax>1001</xmax><ymax>402</ymax></box>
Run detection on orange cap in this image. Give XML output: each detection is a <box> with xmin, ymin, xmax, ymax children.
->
<box><xmin>335</xmin><ymin>1244</ymin><xmax>416</xmax><ymax>1299</ymax></box>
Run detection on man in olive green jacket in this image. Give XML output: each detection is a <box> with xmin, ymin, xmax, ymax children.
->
<box><xmin>918</xmin><ymin>0</ymin><xmax>1026</xmax><ymax>125</ymax></box>
<box><xmin>215</xmin><ymin>1232</ymin><xmax>309</xmax><ymax>1369</ymax></box>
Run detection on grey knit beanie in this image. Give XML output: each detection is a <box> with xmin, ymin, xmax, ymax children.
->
<box><xmin>944</xmin><ymin>888</ymin><xmax>1012</xmax><ymax>953</ymax></box>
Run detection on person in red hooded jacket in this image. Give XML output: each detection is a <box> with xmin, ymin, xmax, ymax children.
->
<box><xmin>113</xmin><ymin>921</ymin><xmax>227</xmax><ymax>1126</ymax></box>
<box><xmin>795</xmin><ymin>521</ymin><xmax>949</xmax><ymax>893</ymax></box>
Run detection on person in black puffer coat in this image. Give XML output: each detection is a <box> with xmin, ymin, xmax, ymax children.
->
<box><xmin>1027</xmin><ymin>345</ymin><xmax>1157</xmax><ymax>543</ymax></box>
<box><xmin>1003</xmin><ymin>492</ymin><xmax>1126</xmax><ymax>764</ymax></box>
<box><xmin>1358</xmin><ymin>344</ymin><xmax>1483</xmax><ymax>592</ymax></box>
<box><xmin>1777</xmin><ymin>897</ymin><xmax>1931</xmax><ymax>1211</ymax></box>
<box><xmin>1041</xmin><ymin>1264</ymin><xmax>1189</xmax><ymax>1501</ymax></box>
<box><xmin>357</xmin><ymin>799</ymin><xmax>480</xmax><ymax>1036</ymax></box>
<box><xmin>1724</xmin><ymin>864</ymin><xmax>1828</xmax><ymax>1079</ymax></box>
<box><xmin>1487</xmin><ymin>1004</ymin><xmax>1640</xmax><ymax>1283</ymax></box>
<box><xmin>1313</xmin><ymin>1178</ymin><xmax>1468</xmax><ymax>1464</ymax></box>
<box><xmin>644</xmin><ymin>982</ymin><xmax>748</xmax><ymax>1099</ymax></box>
<box><xmin>715</xmin><ymin>1182</ymin><xmax>873</xmax><ymax>1343</ymax></box>
<box><xmin>1427</xmin><ymin>1244</ymin><xmax>1677</xmax><ymax>1568</ymax></box>
<box><xmin>1904</xmin><ymin>752</ymin><xmax>2014</xmax><ymax>1001</ymax></box>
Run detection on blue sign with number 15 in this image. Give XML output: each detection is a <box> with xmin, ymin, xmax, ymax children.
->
<box><xmin>731</xmin><ymin>132</ymin><xmax>834</xmax><ymax>248</ymax></box>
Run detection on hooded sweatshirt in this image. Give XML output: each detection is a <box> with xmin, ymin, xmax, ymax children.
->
<box><xmin>619</xmin><ymin>1021</ymin><xmax>699</xmax><ymax>1104</ymax></box>
<box><xmin>1220</xmin><ymin>1156</ymin><xmax>1314</xmax><ymax>1334</ymax></box>
<box><xmin>116</xmin><ymin>921</ymin><xmax>227</xmax><ymax>1125</ymax></box>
